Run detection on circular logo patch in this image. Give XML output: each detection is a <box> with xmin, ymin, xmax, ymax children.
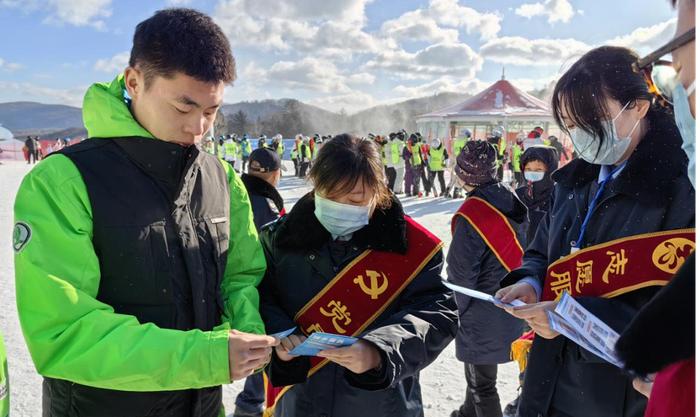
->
<box><xmin>13</xmin><ymin>222</ymin><xmax>32</xmax><ymax>253</ymax></box>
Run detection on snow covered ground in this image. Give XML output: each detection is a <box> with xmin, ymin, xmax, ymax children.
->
<box><xmin>0</xmin><ymin>159</ymin><xmax>519</xmax><ymax>416</ymax></box>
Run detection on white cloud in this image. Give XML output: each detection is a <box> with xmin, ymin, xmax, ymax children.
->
<box><xmin>515</xmin><ymin>0</ymin><xmax>575</xmax><ymax>24</ymax></box>
<box><xmin>166</xmin><ymin>0</ymin><xmax>192</xmax><ymax>5</ymax></box>
<box><xmin>265</xmin><ymin>58</ymin><xmax>352</xmax><ymax>94</ymax></box>
<box><xmin>429</xmin><ymin>0</ymin><xmax>502</xmax><ymax>40</ymax></box>
<box><xmin>0</xmin><ymin>58</ymin><xmax>23</xmax><ymax>72</ymax></box>
<box><xmin>0</xmin><ymin>81</ymin><xmax>86</xmax><ymax>106</ymax></box>
<box><xmin>1</xmin><ymin>0</ymin><xmax>112</xmax><ymax>29</ymax></box>
<box><xmin>380</xmin><ymin>0</ymin><xmax>501</xmax><ymax>45</ymax></box>
<box><xmin>392</xmin><ymin>76</ymin><xmax>488</xmax><ymax>99</ymax></box>
<box><xmin>606</xmin><ymin>18</ymin><xmax>676</xmax><ymax>52</ymax></box>
<box><xmin>348</xmin><ymin>72</ymin><xmax>376</xmax><ymax>85</ymax></box>
<box><xmin>94</xmin><ymin>51</ymin><xmax>129</xmax><ymax>73</ymax></box>
<box><xmin>366</xmin><ymin>43</ymin><xmax>483</xmax><ymax>78</ymax></box>
<box><xmin>213</xmin><ymin>0</ymin><xmax>376</xmax><ymax>53</ymax></box>
<box><xmin>480</xmin><ymin>36</ymin><xmax>591</xmax><ymax>66</ymax></box>
<box><xmin>380</xmin><ymin>9</ymin><xmax>459</xmax><ymax>44</ymax></box>
<box><xmin>45</xmin><ymin>0</ymin><xmax>112</xmax><ymax>29</ymax></box>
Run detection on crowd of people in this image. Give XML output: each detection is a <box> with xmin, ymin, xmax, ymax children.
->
<box><xmin>5</xmin><ymin>2</ymin><xmax>696</xmax><ymax>417</ymax></box>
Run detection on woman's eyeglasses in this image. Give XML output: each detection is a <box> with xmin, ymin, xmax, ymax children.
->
<box><xmin>633</xmin><ymin>27</ymin><xmax>695</xmax><ymax>105</ymax></box>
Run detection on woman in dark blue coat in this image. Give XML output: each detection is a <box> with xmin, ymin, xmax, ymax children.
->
<box><xmin>496</xmin><ymin>46</ymin><xmax>695</xmax><ymax>417</ymax></box>
<box><xmin>259</xmin><ymin>134</ymin><xmax>458</xmax><ymax>417</ymax></box>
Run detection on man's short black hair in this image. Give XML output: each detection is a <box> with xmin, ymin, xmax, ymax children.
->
<box><xmin>129</xmin><ymin>8</ymin><xmax>235</xmax><ymax>87</ymax></box>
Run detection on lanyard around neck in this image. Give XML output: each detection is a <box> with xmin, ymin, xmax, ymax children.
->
<box><xmin>574</xmin><ymin>164</ymin><xmax>625</xmax><ymax>249</ymax></box>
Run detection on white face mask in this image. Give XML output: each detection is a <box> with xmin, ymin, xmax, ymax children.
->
<box><xmin>524</xmin><ymin>171</ymin><xmax>546</xmax><ymax>182</ymax></box>
<box><xmin>314</xmin><ymin>193</ymin><xmax>371</xmax><ymax>239</ymax></box>
<box><xmin>672</xmin><ymin>79</ymin><xmax>696</xmax><ymax>188</ymax></box>
<box><xmin>570</xmin><ymin>101</ymin><xmax>640</xmax><ymax>165</ymax></box>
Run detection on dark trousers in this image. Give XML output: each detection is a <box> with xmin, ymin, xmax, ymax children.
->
<box><xmin>386</xmin><ymin>167</ymin><xmax>397</xmax><ymax>191</ymax></box>
<box><xmin>299</xmin><ymin>161</ymin><xmax>309</xmax><ymax>178</ymax></box>
<box><xmin>411</xmin><ymin>165</ymin><xmax>422</xmax><ymax>195</ymax></box>
<box><xmin>235</xmin><ymin>373</ymin><xmax>264</xmax><ymax>413</ymax></box>
<box><xmin>29</xmin><ymin>150</ymin><xmax>39</xmax><ymax>164</ymax></box>
<box><xmin>420</xmin><ymin>165</ymin><xmax>431</xmax><ymax>192</ymax></box>
<box><xmin>428</xmin><ymin>170</ymin><xmax>446</xmax><ymax>194</ymax></box>
<box><xmin>404</xmin><ymin>162</ymin><xmax>415</xmax><ymax>194</ymax></box>
<box><xmin>454</xmin><ymin>363</ymin><xmax>502</xmax><ymax>417</ymax></box>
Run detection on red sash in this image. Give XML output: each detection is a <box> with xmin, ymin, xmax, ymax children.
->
<box><xmin>542</xmin><ymin>229</ymin><xmax>695</xmax><ymax>301</ymax></box>
<box><xmin>264</xmin><ymin>216</ymin><xmax>443</xmax><ymax>416</ymax></box>
<box><xmin>452</xmin><ymin>197</ymin><xmax>524</xmax><ymax>272</ymax></box>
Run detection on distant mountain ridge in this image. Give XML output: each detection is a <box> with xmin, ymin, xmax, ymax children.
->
<box><xmin>0</xmin><ymin>92</ymin><xmax>477</xmax><ymax>138</ymax></box>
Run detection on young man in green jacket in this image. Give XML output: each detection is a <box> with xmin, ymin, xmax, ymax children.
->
<box><xmin>13</xmin><ymin>8</ymin><xmax>277</xmax><ymax>417</ymax></box>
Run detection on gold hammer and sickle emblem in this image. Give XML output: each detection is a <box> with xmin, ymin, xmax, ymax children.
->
<box><xmin>652</xmin><ymin>237</ymin><xmax>695</xmax><ymax>274</ymax></box>
<box><xmin>353</xmin><ymin>270</ymin><xmax>389</xmax><ymax>300</ymax></box>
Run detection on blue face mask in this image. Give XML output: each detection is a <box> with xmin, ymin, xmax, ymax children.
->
<box><xmin>524</xmin><ymin>171</ymin><xmax>546</xmax><ymax>182</ymax></box>
<box><xmin>314</xmin><ymin>193</ymin><xmax>371</xmax><ymax>239</ymax></box>
<box><xmin>672</xmin><ymin>79</ymin><xmax>696</xmax><ymax>188</ymax></box>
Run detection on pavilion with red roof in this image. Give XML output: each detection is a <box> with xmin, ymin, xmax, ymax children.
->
<box><xmin>416</xmin><ymin>74</ymin><xmax>559</xmax><ymax>142</ymax></box>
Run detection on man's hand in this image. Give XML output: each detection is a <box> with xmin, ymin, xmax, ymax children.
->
<box><xmin>228</xmin><ymin>330</ymin><xmax>279</xmax><ymax>381</ymax></box>
<box><xmin>495</xmin><ymin>282</ymin><xmax>538</xmax><ymax>305</ymax></box>
<box><xmin>275</xmin><ymin>334</ymin><xmax>307</xmax><ymax>362</ymax></box>
<box><xmin>633</xmin><ymin>376</ymin><xmax>655</xmax><ymax>398</ymax></box>
<box><xmin>317</xmin><ymin>339</ymin><xmax>382</xmax><ymax>374</ymax></box>
<box><xmin>505</xmin><ymin>301</ymin><xmax>560</xmax><ymax>339</ymax></box>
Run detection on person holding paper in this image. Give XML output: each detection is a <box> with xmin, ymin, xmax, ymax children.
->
<box><xmin>258</xmin><ymin>134</ymin><xmax>458</xmax><ymax>417</ymax></box>
<box><xmin>13</xmin><ymin>9</ymin><xmax>279</xmax><ymax>417</ymax></box>
<box><xmin>496</xmin><ymin>46</ymin><xmax>695</xmax><ymax>417</ymax></box>
<box><xmin>445</xmin><ymin>140</ymin><xmax>527</xmax><ymax>417</ymax></box>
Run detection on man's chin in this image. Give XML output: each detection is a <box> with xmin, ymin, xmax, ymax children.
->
<box><xmin>162</xmin><ymin>137</ymin><xmax>198</xmax><ymax>147</ymax></box>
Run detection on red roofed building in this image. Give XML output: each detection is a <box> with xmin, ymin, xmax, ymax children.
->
<box><xmin>416</xmin><ymin>75</ymin><xmax>561</xmax><ymax>143</ymax></box>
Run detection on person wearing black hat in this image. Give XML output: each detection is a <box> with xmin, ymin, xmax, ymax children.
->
<box><xmin>240</xmin><ymin>148</ymin><xmax>285</xmax><ymax>231</ymax></box>
<box><xmin>447</xmin><ymin>140</ymin><xmax>527</xmax><ymax>417</ymax></box>
<box><xmin>233</xmin><ymin>147</ymin><xmax>285</xmax><ymax>417</ymax></box>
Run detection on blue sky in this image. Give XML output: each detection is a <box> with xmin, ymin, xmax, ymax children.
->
<box><xmin>0</xmin><ymin>0</ymin><xmax>678</xmax><ymax>112</ymax></box>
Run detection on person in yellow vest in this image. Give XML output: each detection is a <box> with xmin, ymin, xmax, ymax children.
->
<box><xmin>297</xmin><ymin>136</ymin><xmax>312</xmax><ymax>178</ymax></box>
<box><xmin>291</xmin><ymin>135</ymin><xmax>301</xmax><ymax>177</ymax></box>
<box><xmin>511</xmin><ymin>138</ymin><xmax>524</xmax><ymax>187</ymax></box>
<box><xmin>406</xmin><ymin>133</ymin><xmax>424</xmax><ymax>197</ymax></box>
<box><xmin>223</xmin><ymin>134</ymin><xmax>238</xmax><ymax>168</ymax></box>
<box><xmin>241</xmin><ymin>134</ymin><xmax>253</xmax><ymax>172</ymax></box>
<box><xmin>447</xmin><ymin>129</ymin><xmax>470</xmax><ymax>199</ymax></box>
<box><xmin>447</xmin><ymin>140</ymin><xmax>527</xmax><ymax>417</ymax></box>
<box><xmin>427</xmin><ymin>139</ymin><xmax>449</xmax><ymax>197</ymax></box>
<box><xmin>258</xmin><ymin>133</ymin><xmax>457</xmax><ymax>417</ymax></box>
<box><xmin>217</xmin><ymin>137</ymin><xmax>226</xmax><ymax>160</ymax></box>
<box><xmin>272</xmin><ymin>134</ymin><xmax>285</xmax><ymax>159</ymax></box>
<box><xmin>233</xmin><ymin>134</ymin><xmax>244</xmax><ymax>173</ymax></box>
<box><xmin>387</xmin><ymin>132</ymin><xmax>405</xmax><ymax>194</ymax></box>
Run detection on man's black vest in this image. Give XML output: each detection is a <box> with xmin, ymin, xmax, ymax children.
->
<box><xmin>44</xmin><ymin>137</ymin><xmax>231</xmax><ymax>417</ymax></box>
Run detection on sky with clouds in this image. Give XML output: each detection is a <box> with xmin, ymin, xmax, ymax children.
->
<box><xmin>0</xmin><ymin>0</ymin><xmax>678</xmax><ymax>113</ymax></box>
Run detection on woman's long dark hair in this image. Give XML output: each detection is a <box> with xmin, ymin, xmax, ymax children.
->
<box><xmin>552</xmin><ymin>46</ymin><xmax>670</xmax><ymax>151</ymax></box>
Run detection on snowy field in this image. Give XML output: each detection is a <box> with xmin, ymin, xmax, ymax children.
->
<box><xmin>0</xmin><ymin>159</ymin><xmax>518</xmax><ymax>416</ymax></box>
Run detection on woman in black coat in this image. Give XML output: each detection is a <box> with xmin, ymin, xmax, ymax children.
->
<box><xmin>496</xmin><ymin>46</ymin><xmax>695</xmax><ymax>417</ymax></box>
<box><xmin>515</xmin><ymin>145</ymin><xmax>559</xmax><ymax>245</ymax></box>
<box><xmin>446</xmin><ymin>140</ymin><xmax>527</xmax><ymax>417</ymax></box>
<box><xmin>259</xmin><ymin>134</ymin><xmax>458</xmax><ymax>417</ymax></box>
